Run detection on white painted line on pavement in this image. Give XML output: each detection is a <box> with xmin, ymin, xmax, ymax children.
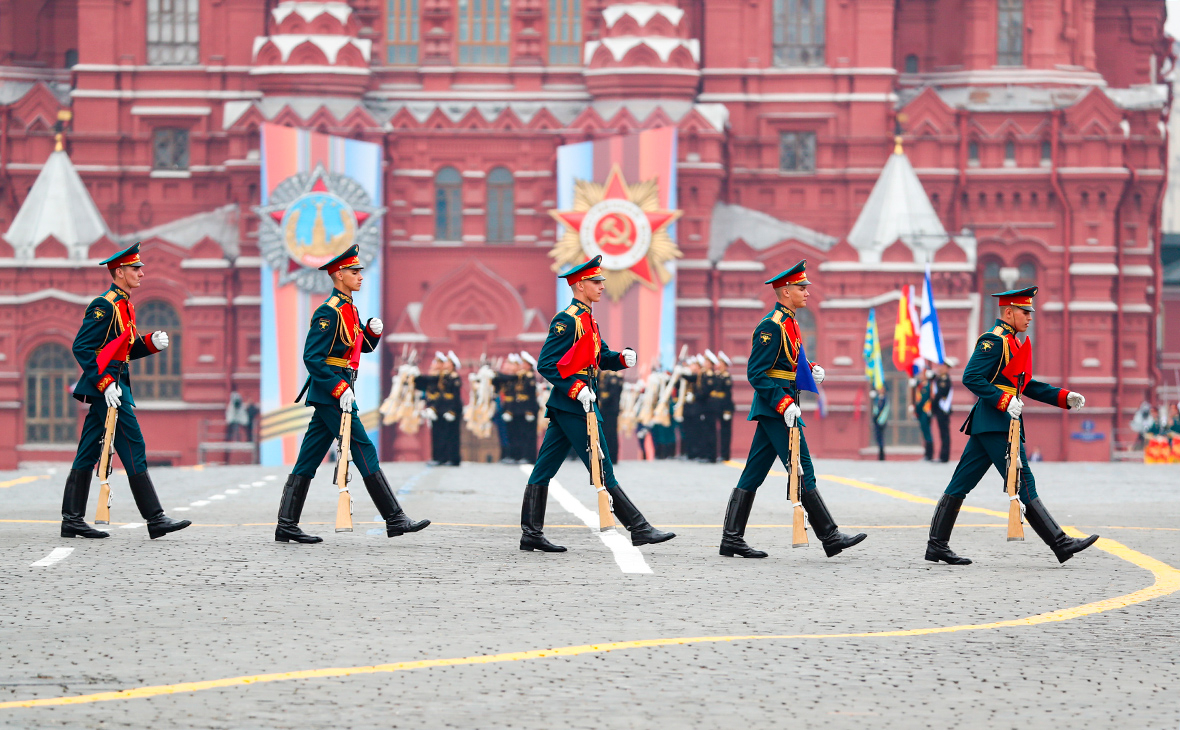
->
<box><xmin>190</xmin><ymin>500</ymin><xmax>210</xmax><ymax>507</ymax></box>
<box><xmin>209</xmin><ymin>495</ymin><xmax>226</xmax><ymax>500</ymax></box>
<box><xmin>264</xmin><ymin>475</ymin><xmax>277</xmax><ymax>481</ymax></box>
<box><xmin>30</xmin><ymin>547</ymin><xmax>73</xmax><ymax>567</ymax></box>
<box><xmin>519</xmin><ymin>465</ymin><xmax>652</xmax><ymax>575</ymax></box>
<box><xmin>251</xmin><ymin>481</ymin><xmax>265</xmax><ymax>486</ymax></box>
<box><xmin>120</xmin><ymin>522</ymin><xmax>143</xmax><ymax>530</ymax></box>
<box><xmin>238</xmin><ymin>483</ymin><xmax>252</xmax><ymax>488</ymax></box>
<box><xmin>172</xmin><ymin>507</ymin><xmax>191</xmax><ymax>512</ymax></box>
<box><xmin>224</xmin><ymin>489</ymin><xmax>240</xmax><ymax>494</ymax></box>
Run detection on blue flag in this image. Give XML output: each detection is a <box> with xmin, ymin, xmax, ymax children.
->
<box><xmin>795</xmin><ymin>343</ymin><xmax>819</xmax><ymax>394</ymax></box>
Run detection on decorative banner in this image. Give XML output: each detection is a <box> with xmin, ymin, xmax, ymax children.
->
<box><xmin>255</xmin><ymin>123</ymin><xmax>385</xmax><ymax>465</ymax></box>
<box><xmin>551</xmin><ymin>128</ymin><xmax>681</xmax><ymax>372</ymax></box>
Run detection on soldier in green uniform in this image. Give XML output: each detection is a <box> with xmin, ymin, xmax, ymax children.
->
<box><xmin>925</xmin><ymin>287</ymin><xmax>1096</xmax><ymax>565</ymax></box>
<box><xmin>275</xmin><ymin>245</ymin><xmax>429</xmax><ymax>544</ymax></box>
<box><xmin>61</xmin><ymin>242</ymin><xmax>191</xmax><ymax>540</ymax></box>
<box><xmin>720</xmin><ymin>261</ymin><xmax>867</xmax><ymax>559</ymax></box>
<box><xmin>713</xmin><ymin>352</ymin><xmax>735</xmax><ymax>462</ymax></box>
<box><xmin>913</xmin><ymin>370</ymin><xmax>934</xmax><ymax>461</ymax></box>
<box><xmin>519</xmin><ymin>256</ymin><xmax>676</xmax><ymax>553</ymax></box>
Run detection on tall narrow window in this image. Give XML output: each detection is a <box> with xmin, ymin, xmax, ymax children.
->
<box><xmin>387</xmin><ymin>0</ymin><xmax>420</xmax><ymax>65</ymax></box>
<box><xmin>549</xmin><ymin>0</ymin><xmax>582</xmax><ymax>65</ymax></box>
<box><xmin>25</xmin><ymin>343</ymin><xmax>76</xmax><ymax>444</ymax></box>
<box><xmin>997</xmin><ymin>0</ymin><xmax>1024</xmax><ymax>66</ymax></box>
<box><xmin>130</xmin><ymin>301</ymin><xmax>183</xmax><ymax>400</ymax></box>
<box><xmin>779</xmin><ymin>132</ymin><xmax>816</xmax><ymax>172</ymax></box>
<box><xmin>486</xmin><ymin>167</ymin><xmax>515</xmax><ymax>243</ymax></box>
<box><xmin>147</xmin><ymin>0</ymin><xmax>199</xmax><ymax>65</ymax></box>
<box><xmin>435</xmin><ymin>167</ymin><xmax>463</xmax><ymax>241</ymax></box>
<box><xmin>773</xmin><ymin>0</ymin><xmax>825</xmax><ymax>67</ymax></box>
<box><xmin>458</xmin><ymin>0</ymin><xmax>510</xmax><ymax>64</ymax></box>
<box><xmin>153</xmin><ymin>128</ymin><xmax>190</xmax><ymax>170</ymax></box>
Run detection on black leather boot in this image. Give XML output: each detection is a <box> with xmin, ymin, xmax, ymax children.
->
<box><xmin>362</xmin><ymin>471</ymin><xmax>430</xmax><ymax>537</ymax></box>
<box><xmin>1024</xmin><ymin>497</ymin><xmax>1099</xmax><ymax>564</ymax></box>
<box><xmin>126</xmin><ymin>472</ymin><xmax>191</xmax><ymax>539</ymax></box>
<box><xmin>60</xmin><ymin>468</ymin><xmax>109</xmax><ymax>539</ymax></box>
<box><xmin>520</xmin><ymin>483</ymin><xmax>566</xmax><ymax>552</ymax></box>
<box><xmin>801</xmin><ymin>488</ymin><xmax>866</xmax><ymax>557</ymax></box>
<box><xmin>720</xmin><ymin>488</ymin><xmax>766</xmax><ymax>558</ymax></box>
<box><xmin>606</xmin><ymin>486</ymin><xmax>675</xmax><ymax>546</ymax></box>
<box><xmin>275</xmin><ymin>474</ymin><xmax>321</xmax><ymax>543</ymax></box>
<box><xmin>925</xmin><ymin>494</ymin><xmax>972</xmax><ymax>565</ymax></box>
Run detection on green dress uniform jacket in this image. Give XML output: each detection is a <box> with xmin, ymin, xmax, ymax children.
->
<box><xmin>72</xmin><ymin>284</ymin><xmax>162</xmax><ymax>406</ymax></box>
<box><xmin>298</xmin><ymin>289</ymin><xmax>381</xmax><ymax>408</ymax></box>
<box><xmin>745</xmin><ymin>302</ymin><xmax>805</xmax><ymax>423</ymax></box>
<box><xmin>537</xmin><ymin>299</ymin><xmax>626</xmax><ymax>417</ymax></box>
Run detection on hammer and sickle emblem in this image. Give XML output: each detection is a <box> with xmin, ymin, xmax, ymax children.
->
<box><xmin>598</xmin><ymin>214</ymin><xmax>634</xmax><ymax>248</ymax></box>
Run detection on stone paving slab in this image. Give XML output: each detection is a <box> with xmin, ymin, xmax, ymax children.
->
<box><xmin>1</xmin><ymin>459</ymin><xmax>1178</xmax><ymax>729</ymax></box>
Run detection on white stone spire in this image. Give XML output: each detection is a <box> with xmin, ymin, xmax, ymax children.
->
<box><xmin>847</xmin><ymin>141</ymin><xmax>951</xmax><ymax>263</ymax></box>
<box><xmin>3</xmin><ymin>149</ymin><xmax>110</xmax><ymax>259</ymax></box>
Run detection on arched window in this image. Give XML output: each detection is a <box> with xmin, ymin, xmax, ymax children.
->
<box><xmin>549</xmin><ymin>0</ymin><xmax>582</xmax><ymax>64</ymax></box>
<box><xmin>25</xmin><ymin>343</ymin><xmax>77</xmax><ymax>443</ymax></box>
<box><xmin>435</xmin><ymin>167</ymin><xmax>462</xmax><ymax>242</ymax></box>
<box><xmin>130</xmin><ymin>300</ymin><xmax>182</xmax><ymax>400</ymax></box>
<box><xmin>981</xmin><ymin>259</ymin><xmax>1037</xmax><ymax>340</ymax></box>
<box><xmin>1004</xmin><ymin>139</ymin><xmax>1016</xmax><ymax>164</ymax></box>
<box><xmin>997</xmin><ymin>0</ymin><xmax>1023</xmax><ymax>66</ymax></box>
<box><xmin>458</xmin><ymin>0</ymin><xmax>511</xmax><ymax>64</ymax></box>
<box><xmin>773</xmin><ymin>0</ymin><xmax>825</xmax><ymax>67</ymax></box>
<box><xmin>147</xmin><ymin>0</ymin><xmax>199</xmax><ymax>65</ymax></box>
<box><xmin>387</xmin><ymin>0</ymin><xmax>420</xmax><ymax>64</ymax></box>
<box><xmin>486</xmin><ymin>167</ymin><xmax>515</xmax><ymax>243</ymax></box>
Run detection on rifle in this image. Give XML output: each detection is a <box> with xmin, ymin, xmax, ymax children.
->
<box><xmin>788</xmin><ymin>425</ymin><xmax>808</xmax><ymax>547</ymax></box>
<box><xmin>335</xmin><ymin>371</ymin><xmax>356</xmax><ymax>533</ymax></box>
<box><xmin>586</xmin><ymin>407</ymin><xmax>614</xmax><ymax>531</ymax></box>
<box><xmin>93</xmin><ymin>362</ymin><xmax>125</xmax><ymax>525</ymax></box>
<box><xmin>1004</xmin><ymin>374</ymin><xmax>1026</xmax><ymax>542</ymax></box>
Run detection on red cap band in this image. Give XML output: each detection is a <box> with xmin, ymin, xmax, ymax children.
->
<box><xmin>998</xmin><ymin>295</ymin><xmax>1033</xmax><ymax>308</ymax></box>
<box><xmin>327</xmin><ymin>254</ymin><xmax>361</xmax><ymax>275</ymax></box>
<box><xmin>106</xmin><ymin>251</ymin><xmax>143</xmax><ymax>270</ymax></box>
<box><xmin>564</xmin><ymin>266</ymin><xmax>603</xmax><ymax>284</ymax></box>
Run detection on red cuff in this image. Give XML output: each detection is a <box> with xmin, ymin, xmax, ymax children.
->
<box><xmin>96</xmin><ymin>374</ymin><xmax>115</xmax><ymax>393</ymax></box>
<box><xmin>775</xmin><ymin>395</ymin><xmax>794</xmax><ymax>414</ymax></box>
<box><xmin>331</xmin><ymin>381</ymin><xmax>350</xmax><ymax>399</ymax></box>
<box><xmin>1056</xmin><ymin>390</ymin><xmax>1070</xmax><ymax>409</ymax></box>
<box><xmin>143</xmin><ymin>334</ymin><xmax>161</xmax><ymax>355</ymax></box>
<box><xmin>364</xmin><ymin>321</ymin><xmax>379</xmax><ymax>339</ymax></box>
<box><xmin>997</xmin><ymin>393</ymin><xmax>1013</xmax><ymax>412</ymax></box>
<box><xmin>568</xmin><ymin>381</ymin><xmax>586</xmax><ymax>399</ymax></box>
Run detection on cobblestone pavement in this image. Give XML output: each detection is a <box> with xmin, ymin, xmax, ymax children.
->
<box><xmin>1</xmin><ymin>457</ymin><xmax>1178</xmax><ymax>729</ymax></box>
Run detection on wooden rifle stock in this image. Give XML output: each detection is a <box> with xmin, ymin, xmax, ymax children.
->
<box><xmin>93</xmin><ymin>363</ymin><xmax>124</xmax><ymax>525</ymax></box>
<box><xmin>335</xmin><ymin>407</ymin><xmax>354</xmax><ymax>533</ymax></box>
<box><xmin>586</xmin><ymin>409</ymin><xmax>614</xmax><ymax>531</ymax></box>
<box><xmin>1004</xmin><ymin>375</ymin><xmax>1025</xmax><ymax>542</ymax></box>
<box><xmin>788</xmin><ymin>426</ymin><xmax>808</xmax><ymax>547</ymax></box>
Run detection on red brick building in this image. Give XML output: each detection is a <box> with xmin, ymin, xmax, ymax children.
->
<box><xmin>0</xmin><ymin>0</ymin><xmax>1170</xmax><ymax>468</ymax></box>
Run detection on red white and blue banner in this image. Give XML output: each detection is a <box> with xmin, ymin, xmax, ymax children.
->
<box><xmin>255</xmin><ymin>123</ymin><xmax>385</xmax><ymax>465</ymax></box>
<box><xmin>550</xmin><ymin>127</ymin><xmax>681</xmax><ymax>372</ymax></box>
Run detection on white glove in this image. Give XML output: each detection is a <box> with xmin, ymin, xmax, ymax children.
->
<box><xmin>104</xmin><ymin>381</ymin><xmax>122</xmax><ymax>409</ymax></box>
<box><xmin>622</xmin><ymin>348</ymin><xmax>636</xmax><ymax>368</ymax></box>
<box><xmin>367</xmin><ymin>318</ymin><xmax>383</xmax><ymax>335</ymax></box>
<box><xmin>1066</xmin><ymin>392</ymin><xmax>1085</xmax><ymax>411</ymax></box>
<box><xmin>811</xmin><ymin>364</ymin><xmax>825</xmax><ymax>384</ymax></box>
<box><xmin>1006</xmin><ymin>397</ymin><xmax>1024</xmax><ymax>419</ymax></box>
<box><xmin>576</xmin><ymin>387</ymin><xmax>597</xmax><ymax>413</ymax></box>
<box><xmin>502</xmin><ymin>411</ymin><xmax>513</xmax><ymax>422</ymax></box>
<box><xmin>525</xmin><ymin>413</ymin><xmax>535</xmax><ymax>422</ymax></box>
<box><xmin>783</xmin><ymin>402</ymin><xmax>801</xmax><ymax>427</ymax></box>
<box><xmin>423</xmin><ymin>408</ymin><xmax>437</xmax><ymax>421</ymax></box>
<box><xmin>152</xmin><ymin>331</ymin><xmax>169</xmax><ymax>350</ymax></box>
<box><xmin>443</xmin><ymin>411</ymin><xmax>456</xmax><ymax>422</ymax></box>
<box><xmin>339</xmin><ymin>387</ymin><xmax>355</xmax><ymax>412</ymax></box>
<box><xmin>685</xmin><ymin>391</ymin><xmax>695</xmax><ymax>403</ymax></box>
<box><xmin>722</xmin><ymin>412</ymin><xmax>732</xmax><ymax>421</ymax></box>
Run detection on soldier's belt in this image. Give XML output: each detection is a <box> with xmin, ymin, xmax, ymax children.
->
<box><xmin>766</xmin><ymin>369</ymin><xmax>796</xmax><ymax>381</ymax></box>
<box><xmin>324</xmin><ymin>357</ymin><xmax>352</xmax><ymax>368</ymax></box>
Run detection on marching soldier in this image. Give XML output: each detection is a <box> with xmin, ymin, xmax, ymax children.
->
<box><xmin>680</xmin><ymin>357</ymin><xmax>701</xmax><ymax>459</ymax></box>
<box><xmin>494</xmin><ymin>355</ymin><xmax>518</xmax><ymax>462</ymax></box>
<box><xmin>597</xmin><ymin>369</ymin><xmax>624</xmax><ymax>462</ymax></box>
<box><xmin>913</xmin><ymin>369</ymin><xmax>934</xmax><ymax>461</ymax></box>
<box><xmin>720</xmin><ymin>260</ymin><xmax>867</xmax><ymax>559</ymax></box>
<box><xmin>276</xmin><ymin>245</ymin><xmax>429</xmax><ymax>544</ymax></box>
<box><xmin>925</xmin><ymin>287</ymin><xmax>1096</xmax><ymax>565</ymax></box>
<box><xmin>510</xmin><ymin>352</ymin><xmax>540</xmax><ymax>464</ymax></box>
<box><xmin>417</xmin><ymin>352</ymin><xmax>463</xmax><ymax>466</ymax></box>
<box><xmin>519</xmin><ymin>256</ymin><xmax>676</xmax><ymax>552</ymax></box>
<box><xmin>713</xmin><ymin>351</ymin><xmax>735</xmax><ymax>462</ymax></box>
<box><xmin>932</xmin><ymin>362</ymin><xmax>954</xmax><ymax>463</ymax></box>
<box><xmin>60</xmin><ymin>242</ymin><xmax>191</xmax><ymax>540</ymax></box>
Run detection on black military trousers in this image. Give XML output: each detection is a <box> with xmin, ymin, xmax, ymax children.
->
<box><xmin>718</xmin><ymin>415</ymin><xmax>732</xmax><ymax>462</ymax></box>
<box><xmin>601</xmin><ymin>413</ymin><xmax>620</xmax><ymax>463</ymax></box>
<box><xmin>944</xmin><ymin>432</ymin><xmax>1038</xmax><ymax>504</ymax></box>
<box><xmin>699</xmin><ymin>412</ymin><xmax>718</xmax><ymax>462</ymax></box>
<box><xmin>526</xmin><ymin>409</ymin><xmax>620</xmax><ymax>490</ymax></box>
<box><xmin>72</xmin><ymin>399</ymin><xmax>148</xmax><ymax>475</ymax></box>
<box><xmin>734</xmin><ymin>416</ymin><xmax>818</xmax><ymax>494</ymax></box>
<box><xmin>508</xmin><ymin>416</ymin><xmax>538</xmax><ymax>463</ymax></box>
<box><xmin>292</xmin><ymin>404</ymin><xmax>381</xmax><ymax>479</ymax></box>
<box><xmin>432</xmin><ymin>415</ymin><xmax>461</xmax><ymax>465</ymax></box>
<box><xmin>935</xmin><ymin>413</ymin><xmax>951</xmax><ymax>462</ymax></box>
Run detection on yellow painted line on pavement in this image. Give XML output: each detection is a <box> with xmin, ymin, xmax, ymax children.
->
<box><xmin>0</xmin><ymin>475</ymin><xmax>49</xmax><ymax>489</ymax></box>
<box><xmin>2</xmin><ymin>529</ymin><xmax>1176</xmax><ymax>711</ymax></box>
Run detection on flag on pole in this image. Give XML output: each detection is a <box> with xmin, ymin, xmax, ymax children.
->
<box><xmin>795</xmin><ymin>343</ymin><xmax>819</xmax><ymax>394</ymax></box>
<box><xmin>892</xmin><ymin>286</ymin><xmax>920</xmax><ymax>374</ymax></box>
<box><xmin>863</xmin><ymin>308</ymin><xmax>885</xmax><ymax>392</ymax></box>
<box><xmin>918</xmin><ymin>266</ymin><xmax>946</xmax><ymax>366</ymax></box>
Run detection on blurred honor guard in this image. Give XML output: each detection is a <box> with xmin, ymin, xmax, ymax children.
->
<box><xmin>417</xmin><ymin>351</ymin><xmax>463</xmax><ymax>465</ymax></box>
<box><xmin>713</xmin><ymin>352</ymin><xmax>735</xmax><ymax>462</ymax></box>
<box><xmin>932</xmin><ymin>362</ymin><xmax>954</xmax><ymax>462</ymax></box>
<box><xmin>926</xmin><ymin>287</ymin><xmax>1095</xmax><ymax>565</ymax></box>
<box><xmin>511</xmin><ymin>352</ymin><xmax>540</xmax><ymax>464</ymax></box>
<box><xmin>519</xmin><ymin>256</ymin><xmax>676</xmax><ymax>552</ymax></box>
<box><xmin>62</xmin><ymin>242</ymin><xmax>191</xmax><ymax>539</ymax></box>
<box><xmin>276</xmin><ymin>245</ymin><xmax>429</xmax><ymax>544</ymax></box>
<box><xmin>720</xmin><ymin>261</ymin><xmax>866</xmax><ymax>559</ymax></box>
<box><xmin>597</xmin><ymin>369</ymin><xmax>624</xmax><ymax>461</ymax></box>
